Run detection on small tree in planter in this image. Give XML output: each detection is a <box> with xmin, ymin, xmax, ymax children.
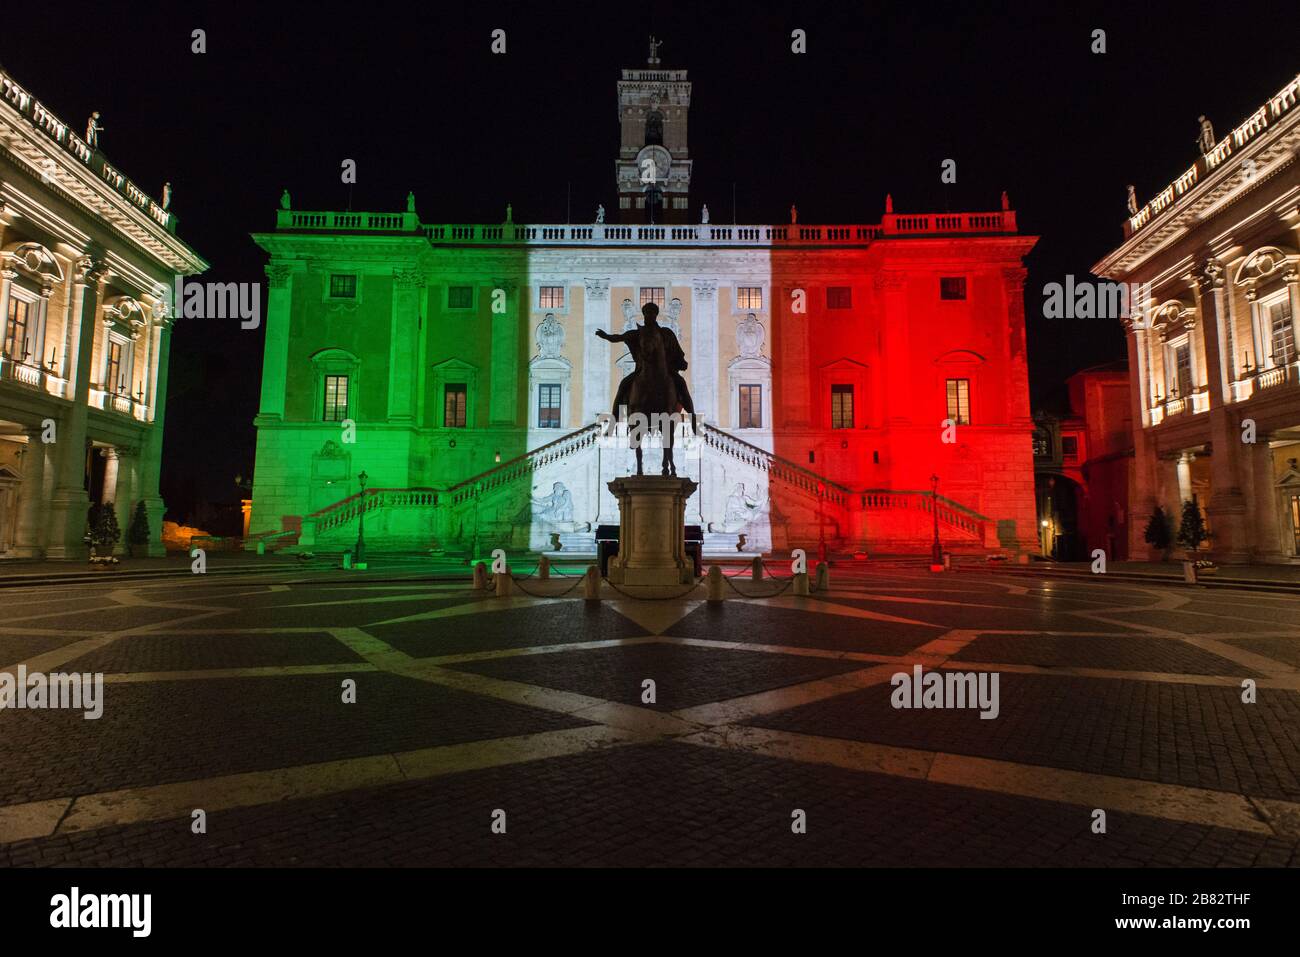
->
<box><xmin>1143</xmin><ymin>506</ymin><xmax>1173</xmax><ymax>561</ymax></box>
<box><xmin>1176</xmin><ymin>499</ymin><xmax>1212</xmax><ymax>580</ymax></box>
<box><xmin>128</xmin><ymin>501</ymin><xmax>151</xmax><ymax>558</ymax></box>
<box><xmin>86</xmin><ymin>502</ymin><xmax>122</xmax><ymax>565</ymax></box>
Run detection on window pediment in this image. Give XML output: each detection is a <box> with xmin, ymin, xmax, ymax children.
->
<box><xmin>1234</xmin><ymin>246</ymin><xmax>1297</xmax><ymax>288</ymax></box>
<box><xmin>2</xmin><ymin>242</ymin><xmax>63</xmax><ymax>285</ymax></box>
<box><xmin>933</xmin><ymin>349</ymin><xmax>986</xmax><ymax>366</ymax></box>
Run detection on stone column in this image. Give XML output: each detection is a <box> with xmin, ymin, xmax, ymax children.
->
<box><xmin>1126</xmin><ymin>316</ymin><xmax>1159</xmax><ymax>558</ymax></box>
<box><xmin>1247</xmin><ymin>437</ymin><xmax>1283</xmax><ymax>562</ymax></box>
<box><xmin>45</xmin><ymin>252</ymin><xmax>105</xmax><ymax>558</ymax></box>
<box><xmin>875</xmin><ymin>272</ymin><xmax>911</xmax><ymax>425</ymax></box>
<box><xmin>1286</xmin><ymin>269</ymin><xmax>1300</xmax><ymax>359</ymax></box>
<box><xmin>387</xmin><ymin>268</ymin><xmax>423</xmax><ymax>422</ymax></box>
<box><xmin>583</xmin><ymin>279</ymin><xmax>612</xmax><ymax>422</ymax></box>
<box><xmin>1002</xmin><ymin>268</ymin><xmax>1032</xmax><ymax>421</ymax></box>
<box><xmin>139</xmin><ymin>319</ymin><xmax>174</xmax><ymax>556</ymax></box>
<box><xmin>100</xmin><ymin>446</ymin><xmax>120</xmax><ymax>505</ymax></box>
<box><xmin>1196</xmin><ymin>261</ymin><xmax>1249</xmax><ymax>561</ymax></box>
<box><xmin>1175</xmin><ymin>451</ymin><xmax>1194</xmax><ymax>504</ymax></box>
<box><xmin>690</xmin><ymin>279</ymin><xmax>718</xmax><ymax>423</ymax></box>
<box><xmin>11</xmin><ymin>425</ymin><xmax>48</xmax><ymax>557</ymax></box>
<box><xmin>777</xmin><ymin>280</ymin><xmax>810</xmax><ymax>427</ymax></box>
<box><xmin>1245</xmin><ymin>288</ymin><xmax>1263</xmax><ymax>369</ymax></box>
<box><xmin>0</xmin><ymin>266</ymin><xmax>14</xmax><ymax>340</ymax></box>
<box><xmin>258</xmin><ymin>263</ymin><xmax>294</xmax><ymax>420</ymax></box>
<box><xmin>489</xmin><ymin>279</ymin><xmax>519</xmax><ymax>426</ymax></box>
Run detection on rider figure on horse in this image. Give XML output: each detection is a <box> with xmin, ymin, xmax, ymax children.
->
<box><xmin>595</xmin><ymin>301</ymin><xmax>696</xmax><ymax>476</ymax></box>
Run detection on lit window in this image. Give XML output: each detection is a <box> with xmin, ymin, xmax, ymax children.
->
<box><xmin>539</xmin><ymin>286</ymin><xmax>565</xmax><ymax>309</ymax></box>
<box><xmin>444</xmin><ymin>383</ymin><xmax>467</xmax><ymax>428</ymax></box>
<box><xmin>3</xmin><ymin>297</ymin><xmax>31</xmax><ymax>361</ymax></box>
<box><xmin>323</xmin><ymin>375</ymin><xmax>349</xmax><ymax>421</ymax></box>
<box><xmin>1032</xmin><ymin>430</ymin><xmax>1051</xmax><ymax>457</ymax></box>
<box><xmin>831</xmin><ymin>384</ymin><xmax>854</xmax><ymax>429</ymax></box>
<box><xmin>1269</xmin><ymin>299</ymin><xmax>1294</xmax><ymax>366</ymax></box>
<box><xmin>739</xmin><ymin>384</ymin><xmax>762</xmax><ymax>429</ymax></box>
<box><xmin>639</xmin><ymin>287</ymin><xmax>665</xmax><ymax>309</ymax></box>
<box><xmin>946</xmin><ymin>378</ymin><xmax>970</xmax><ymax>424</ymax></box>
<box><xmin>827</xmin><ymin>287</ymin><xmax>852</xmax><ymax>309</ymax></box>
<box><xmin>329</xmin><ymin>274</ymin><xmax>357</xmax><ymax>299</ymax></box>
<box><xmin>538</xmin><ymin>383</ymin><xmax>561</xmax><ymax>429</ymax></box>
<box><xmin>940</xmin><ymin>277</ymin><xmax>967</xmax><ymax>300</ymax></box>
<box><xmin>736</xmin><ymin>286</ymin><xmax>763</xmax><ymax>309</ymax></box>
<box><xmin>448</xmin><ymin>286</ymin><xmax>473</xmax><ymax>309</ymax></box>
<box><xmin>105</xmin><ymin>340</ymin><xmax>124</xmax><ymax>394</ymax></box>
<box><xmin>1173</xmin><ymin>344</ymin><xmax>1192</xmax><ymax>396</ymax></box>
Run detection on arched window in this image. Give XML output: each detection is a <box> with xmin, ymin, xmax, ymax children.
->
<box><xmin>645</xmin><ymin>111</ymin><xmax>664</xmax><ymax>146</ymax></box>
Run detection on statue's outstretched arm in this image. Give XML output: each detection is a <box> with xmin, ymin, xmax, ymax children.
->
<box><xmin>596</xmin><ymin>329</ymin><xmax>627</xmax><ymax>343</ymax></box>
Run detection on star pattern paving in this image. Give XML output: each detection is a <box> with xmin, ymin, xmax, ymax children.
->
<box><xmin>1</xmin><ymin>564</ymin><xmax>1298</xmax><ymax>867</ymax></box>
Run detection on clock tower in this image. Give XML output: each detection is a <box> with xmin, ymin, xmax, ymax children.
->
<box><xmin>615</xmin><ymin>37</ymin><xmax>692</xmax><ymax>224</ymax></box>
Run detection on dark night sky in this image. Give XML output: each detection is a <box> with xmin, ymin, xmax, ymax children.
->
<box><xmin>2</xmin><ymin>0</ymin><xmax>1292</xmax><ymax>528</ymax></box>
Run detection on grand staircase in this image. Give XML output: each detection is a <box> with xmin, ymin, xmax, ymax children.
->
<box><xmin>285</xmin><ymin>423</ymin><xmax>995</xmax><ymax>555</ymax></box>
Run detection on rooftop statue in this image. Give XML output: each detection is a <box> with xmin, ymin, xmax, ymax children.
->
<box><xmin>85</xmin><ymin>112</ymin><xmax>102</xmax><ymax>149</ymax></box>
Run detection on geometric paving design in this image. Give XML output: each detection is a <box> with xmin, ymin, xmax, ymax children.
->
<box><xmin>2</xmin><ymin>565</ymin><xmax>1299</xmax><ymax>867</ymax></box>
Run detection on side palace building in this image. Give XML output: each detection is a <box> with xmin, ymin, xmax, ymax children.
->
<box><xmin>0</xmin><ymin>67</ymin><xmax>206</xmax><ymax>558</ymax></box>
<box><xmin>249</xmin><ymin>55</ymin><xmax>1039</xmax><ymax>557</ymax></box>
<box><xmin>1095</xmin><ymin>71</ymin><xmax>1300</xmax><ymax>563</ymax></box>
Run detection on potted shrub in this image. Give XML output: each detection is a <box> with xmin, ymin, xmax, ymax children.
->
<box><xmin>86</xmin><ymin>501</ymin><xmax>122</xmax><ymax>566</ymax></box>
<box><xmin>128</xmin><ymin>501</ymin><xmax>151</xmax><ymax>558</ymax></box>
<box><xmin>1176</xmin><ymin>499</ymin><xmax>1211</xmax><ymax>582</ymax></box>
<box><xmin>1142</xmin><ymin>506</ymin><xmax>1173</xmax><ymax>561</ymax></box>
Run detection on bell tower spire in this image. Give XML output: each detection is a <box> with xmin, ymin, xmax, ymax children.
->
<box><xmin>615</xmin><ymin>39</ymin><xmax>692</xmax><ymax>224</ymax></box>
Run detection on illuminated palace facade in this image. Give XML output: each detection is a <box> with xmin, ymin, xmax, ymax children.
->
<box><xmin>0</xmin><ymin>67</ymin><xmax>206</xmax><ymax>558</ymax></box>
<box><xmin>1095</xmin><ymin>72</ymin><xmax>1300</xmax><ymax>563</ymax></box>
<box><xmin>249</xmin><ymin>61</ymin><xmax>1038</xmax><ymax>557</ymax></box>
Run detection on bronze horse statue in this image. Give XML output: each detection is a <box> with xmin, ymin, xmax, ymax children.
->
<box><xmin>596</xmin><ymin>302</ymin><xmax>695</xmax><ymax>476</ymax></box>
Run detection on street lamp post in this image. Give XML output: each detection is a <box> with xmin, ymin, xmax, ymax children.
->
<box><xmin>930</xmin><ymin>473</ymin><xmax>943</xmax><ymax>570</ymax></box>
<box><xmin>355</xmin><ymin>470</ymin><xmax>368</xmax><ymax>566</ymax></box>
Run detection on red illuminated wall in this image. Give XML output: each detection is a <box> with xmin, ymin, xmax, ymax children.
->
<box><xmin>765</xmin><ymin>235</ymin><xmax>1040</xmax><ymax>553</ymax></box>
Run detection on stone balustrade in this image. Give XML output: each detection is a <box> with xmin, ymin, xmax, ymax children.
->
<box><xmin>0</xmin><ymin>67</ymin><xmax>174</xmax><ymax>233</ymax></box>
<box><xmin>274</xmin><ymin>211</ymin><xmax>1018</xmax><ymax>245</ymax></box>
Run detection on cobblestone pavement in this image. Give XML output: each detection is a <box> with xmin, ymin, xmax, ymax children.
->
<box><xmin>1</xmin><ymin>564</ymin><xmax>1298</xmax><ymax>867</ymax></box>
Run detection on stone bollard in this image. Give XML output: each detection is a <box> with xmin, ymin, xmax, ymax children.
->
<box><xmin>793</xmin><ymin>571</ymin><xmax>810</xmax><ymax>596</ymax></box>
<box><xmin>751</xmin><ymin>556</ymin><xmax>762</xmax><ymax>581</ymax></box>
<box><xmin>256</xmin><ymin>540</ymin><xmax>265</xmax><ymax>556</ymax></box>
<box><xmin>815</xmin><ymin>561</ymin><xmax>829</xmax><ymax>591</ymax></box>
<box><xmin>1183</xmin><ymin>561</ymin><xmax>1197</xmax><ymax>584</ymax></box>
<box><xmin>538</xmin><ymin>555</ymin><xmax>551</xmax><ymax>580</ymax></box>
<box><xmin>942</xmin><ymin>553</ymin><xmax>952</xmax><ymax>571</ymax></box>
<box><xmin>473</xmin><ymin>561</ymin><xmax>488</xmax><ymax>590</ymax></box>
<box><xmin>342</xmin><ymin>551</ymin><xmax>353</xmax><ymax>570</ymax></box>
<box><xmin>583</xmin><ymin>564</ymin><xmax>601</xmax><ymax>601</ymax></box>
<box><xmin>706</xmin><ymin>564</ymin><xmax>725</xmax><ymax>602</ymax></box>
<box><xmin>494</xmin><ymin>571</ymin><xmax>513</xmax><ymax>597</ymax></box>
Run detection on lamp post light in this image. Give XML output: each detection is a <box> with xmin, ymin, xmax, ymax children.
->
<box><xmin>353</xmin><ymin>470</ymin><xmax>369</xmax><ymax>566</ymax></box>
<box><xmin>930</xmin><ymin>473</ymin><xmax>943</xmax><ymax>571</ymax></box>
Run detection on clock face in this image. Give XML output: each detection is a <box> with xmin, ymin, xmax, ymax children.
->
<box><xmin>636</xmin><ymin>145</ymin><xmax>671</xmax><ymax>183</ymax></box>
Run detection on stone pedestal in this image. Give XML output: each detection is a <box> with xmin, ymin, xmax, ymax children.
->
<box><xmin>606</xmin><ymin>476</ymin><xmax>698</xmax><ymax>587</ymax></box>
